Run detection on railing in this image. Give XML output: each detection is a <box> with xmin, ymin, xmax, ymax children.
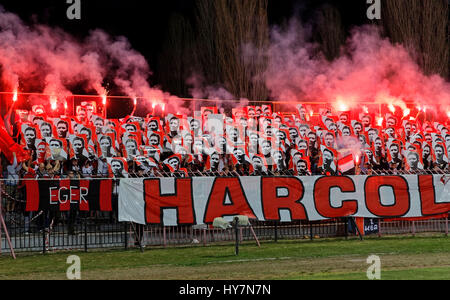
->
<box><xmin>1</xmin><ymin>175</ymin><xmax>449</xmax><ymax>254</ymax></box>
<box><xmin>1</xmin><ymin>210</ymin><xmax>448</xmax><ymax>254</ymax></box>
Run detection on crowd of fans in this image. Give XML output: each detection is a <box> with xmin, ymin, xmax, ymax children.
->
<box><xmin>0</xmin><ymin>100</ymin><xmax>449</xmax><ymax>235</ymax></box>
<box><xmin>1</xmin><ymin>101</ymin><xmax>450</xmax><ymax>184</ymax></box>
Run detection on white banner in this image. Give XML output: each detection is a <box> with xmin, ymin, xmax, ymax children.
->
<box><xmin>118</xmin><ymin>175</ymin><xmax>450</xmax><ymax>226</ymax></box>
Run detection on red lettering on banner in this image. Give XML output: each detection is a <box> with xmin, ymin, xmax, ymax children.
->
<box><xmin>365</xmin><ymin>176</ymin><xmax>410</xmax><ymax>217</ymax></box>
<box><xmin>145</xmin><ymin>178</ymin><xmax>194</xmax><ymax>224</ymax></box>
<box><xmin>261</xmin><ymin>177</ymin><xmax>307</xmax><ymax>220</ymax></box>
<box><xmin>204</xmin><ymin>178</ymin><xmax>256</xmax><ymax>223</ymax></box>
<box><xmin>419</xmin><ymin>175</ymin><xmax>450</xmax><ymax>216</ymax></box>
<box><xmin>314</xmin><ymin>176</ymin><xmax>358</xmax><ymax>218</ymax></box>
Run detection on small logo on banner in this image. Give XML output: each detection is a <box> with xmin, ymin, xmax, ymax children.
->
<box><xmin>439</xmin><ymin>175</ymin><xmax>450</xmax><ymax>202</ymax></box>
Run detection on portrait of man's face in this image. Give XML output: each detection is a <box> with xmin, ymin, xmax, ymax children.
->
<box><xmin>423</xmin><ymin>146</ymin><xmax>431</xmax><ymax>157</ymax></box>
<box><xmin>111</xmin><ymin>160</ymin><xmax>123</xmax><ymax>174</ymax></box>
<box><xmin>125</xmin><ymin>124</ymin><xmax>137</xmax><ymax>133</ymax></box>
<box><xmin>362</xmin><ymin>117</ymin><xmax>370</xmax><ymax>127</ymax></box>
<box><xmin>435</xmin><ymin>146</ymin><xmax>444</xmax><ymax>159</ymax></box>
<box><xmin>125</xmin><ymin>140</ymin><xmax>137</xmax><ymax>156</ymax></box>
<box><xmin>210</xmin><ymin>154</ymin><xmax>220</xmax><ymax>168</ymax></box>
<box><xmin>298</xmin><ymin>106</ymin><xmax>307</xmax><ymax>116</ymax></box>
<box><xmin>390</xmin><ymin>145</ymin><xmax>399</xmax><ymax>158</ymax></box>
<box><xmin>94</xmin><ymin>119</ymin><xmax>104</xmax><ymax>128</ymax></box>
<box><xmin>40</xmin><ymin>123</ymin><xmax>52</xmax><ymax>138</ymax></box>
<box><xmin>308</xmin><ymin>133</ymin><xmax>316</xmax><ymax>143</ymax></box>
<box><xmin>49</xmin><ymin>140</ymin><xmax>62</xmax><ymax>154</ymax></box>
<box><xmin>273</xmin><ymin>151</ymin><xmax>282</xmax><ymax>162</ymax></box>
<box><xmin>387</xmin><ymin>118</ymin><xmax>396</xmax><ymax>127</ymax></box>
<box><xmin>169</xmin><ymin>118</ymin><xmax>179</xmax><ymax>132</ymax></box>
<box><xmin>342</xmin><ymin>127</ymin><xmax>351</xmax><ymax>137</ymax></box>
<box><xmin>100</xmin><ymin>136</ymin><xmax>112</xmax><ymax>151</ymax></box>
<box><xmin>248</xmin><ymin>109</ymin><xmax>255</xmax><ymax>118</ymax></box>
<box><xmin>407</xmin><ymin>153</ymin><xmax>419</xmax><ymax>168</ymax></box>
<box><xmin>25</xmin><ymin>128</ymin><xmax>36</xmax><ymax>145</ymax></box>
<box><xmin>425</xmin><ymin>134</ymin><xmax>432</xmax><ymax>143</ymax></box>
<box><xmin>233</xmin><ymin>149</ymin><xmax>244</xmax><ymax>161</ymax></box>
<box><xmin>359</xmin><ymin>135</ymin><xmax>367</xmax><ymax>145</ymax></box>
<box><xmin>80</xmin><ymin>128</ymin><xmax>91</xmax><ymax>141</ymax></box>
<box><xmin>386</xmin><ymin>127</ymin><xmax>395</xmax><ymax>137</ymax></box>
<box><xmin>249</xmin><ymin>134</ymin><xmax>259</xmax><ymax>145</ymax></box>
<box><xmin>203</xmin><ymin>109</ymin><xmax>213</xmax><ymax>119</ymax></box>
<box><xmin>33</xmin><ymin>117</ymin><xmax>44</xmax><ymax>125</ymax></box>
<box><xmin>328</xmin><ymin>123</ymin><xmax>337</xmax><ymax>132</ymax></box>
<box><xmin>323</xmin><ymin>150</ymin><xmax>333</xmax><ymax>165</ymax></box>
<box><xmin>183</xmin><ymin>134</ymin><xmax>193</xmax><ymax>145</ymax></box>
<box><xmin>354</xmin><ymin>123</ymin><xmax>362</xmax><ymax>134</ymax></box>
<box><xmin>190</xmin><ymin>120</ymin><xmax>200</xmax><ymax>131</ymax></box>
<box><xmin>77</xmin><ymin>107</ymin><xmax>87</xmax><ymax>120</ymax></box>
<box><xmin>149</xmin><ymin>134</ymin><xmax>160</xmax><ymax>146</ymax></box>
<box><xmin>85</xmin><ymin>103</ymin><xmax>95</xmax><ymax>114</ymax></box>
<box><xmin>230</xmin><ymin>128</ymin><xmax>239</xmax><ymax>139</ymax></box>
<box><xmin>368</xmin><ymin>129</ymin><xmax>378</xmax><ymax>141</ymax></box>
<box><xmin>262</xmin><ymin>141</ymin><xmax>271</xmax><ymax>155</ymax></box>
<box><xmin>73</xmin><ymin>138</ymin><xmax>84</xmax><ymax>154</ymax></box>
<box><xmin>265</xmin><ymin>127</ymin><xmax>272</xmax><ymax>137</ymax></box>
<box><xmin>340</xmin><ymin>114</ymin><xmax>349</xmax><ymax>124</ymax></box>
<box><xmin>325</xmin><ymin>134</ymin><xmax>335</xmax><ymax>148</ymax></box>
<box><xmin>404</xmin><ymin>123</ymin><xmax>411</xmax><ymax>134</ymax></box>
<box><xmin>36</xmin><ymin>143</ymin><xmax>46</xmax><ymax>156</ymax></box>
<box><xmin>375</xmin><ymin>138</ymin><xmax>383</xmax><ymax>151</ymax></box>
<box><xmin>148</xmin><ymin>120</ymin><xmax>159</xmax><ymax>132</ymax></box>
<box><xmin>297</xmin><ymin>160</ymin><xmax>307</xmax><ymax>172</ymax></box>
<box><xmin>168</xmin><ymin>158</ymin><xmax>179</xmax><ymax>169</ymax></box>
<box><xmin>252</xmin><ymin>156</ymin><xmax>263</xmax><ymax>168</ymax></box>
<box><xmin>365</xmin><ymin>149</ymin><xmax>373</xmax><ymax>160</ymax></box>
<box><xmin>289</xmin><ymin>128</ymin><xmax>299</xmax><ymax>140</ymax></box>
<box><xmin>57</xmin><ymin>122</ymin><xmax>68</xmax><ymax>138</ymax></box>
<box><xmin>298</xmin><ymin>140</ymin><xmax>308</xmax><ymax>150</ymax></box>
<box><xmin>276</xmin><ymin>130</ymin><xmax>286</xmax><ymax>142</ymax></box>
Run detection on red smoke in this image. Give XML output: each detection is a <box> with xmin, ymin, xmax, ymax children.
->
<box><xmin>264</xmin><ymin>20</ymin><xmax>450</xmax><ymax>117</ymax></box>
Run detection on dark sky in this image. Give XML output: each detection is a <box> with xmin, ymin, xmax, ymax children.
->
<box><xmin>0</xmin><ymin>0</ymin><xmax>367</xmax><ymax>68</ymax></box>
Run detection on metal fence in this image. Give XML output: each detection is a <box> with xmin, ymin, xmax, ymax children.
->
<box><xmin>1</xmin><ymin>210</ymin><xmax>448</xmax><ymax>254</ymax></box>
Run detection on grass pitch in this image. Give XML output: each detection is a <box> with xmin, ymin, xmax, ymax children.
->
<box><xmin>0</xmin><ymin>234</ymin><xmax>449</xmax><ymax>280</ymax></box>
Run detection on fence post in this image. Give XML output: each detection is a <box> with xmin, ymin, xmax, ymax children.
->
<box><xmin>124</xmin><ymin>223</ymin><xmax>128</xmax><ymax>250</ymax></box>
<box><xmin>84</xmin><ymin>217</ymin><xmax>88</xmax><ymax>253</ymax></box>
<box><xmin>446</xmin><ymin>217</ymin><xmax>448</xmax><ymax>237</ymax></box>
<box><xmin>42</xmin><ymin>226</ymin><xmax>46</xmax><ymax>254</ymax></box>
<box><xmin>344</xmin><ymin>218</ymin><xmax>348</xmax><ymax>240</ymax></box>
<box><xmin>411</xmin><ymin>221</ymin><xmax>416</xmax><ymax>237</ymax></box>
<box><xmin>163</xmin><ymin>226</ymin><xmax>166</xmax><ymax>248</ymax></box>
<box><xmin>378</xmin><ymin>219</ymin><xmax>382</xmax><ymax>237</ymax></box>
<box><xmin>274</xmin><ymin>221</ymin><xmax>278</xmax><ymax>242</ymax></box>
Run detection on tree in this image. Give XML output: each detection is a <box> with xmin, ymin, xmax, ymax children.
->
<box><xmin>380</xmin><ymin>0</ymin><xmax>449</xmax><ymax>79</ymax></box>
<box><xmin>193</xmin><ymin>0</ymin><xmax>270</xmax><ymax>101</ymax></box>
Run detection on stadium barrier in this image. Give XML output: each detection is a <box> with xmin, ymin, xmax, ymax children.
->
<box><xmin>0</xmin><ymin>177</ymin><xmax>449</xmax><ymax>254</ymax></box>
